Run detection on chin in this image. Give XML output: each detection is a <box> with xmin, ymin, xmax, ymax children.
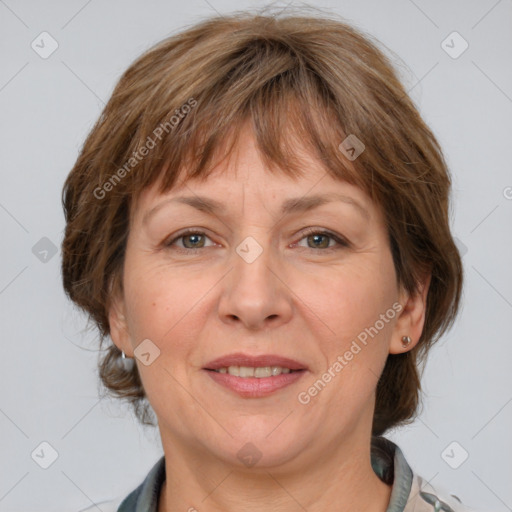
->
<box><xmin>210</xmin><ymin>420</ymin><xmax>312</xmax><ymax>470</ymax></box>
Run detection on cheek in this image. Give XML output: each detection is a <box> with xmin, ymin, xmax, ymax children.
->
<box><xmin>293</xmin><ymin>254</ymin><xmax>397</xmax><ymax>406</ymax></box>
<box><xmin>121</xmin><ymin>264</ymin><xmax>212</xmax><ymax>412</ymax></box>
<box><xmin>300</xmin><ymin>263</ymin><xmax>395</xmax><ymax>342</ymax></box>
<box><xmin>122</xmin><ymin>261</ymin><xmax>223</xmax><ymax>375</ymax></box>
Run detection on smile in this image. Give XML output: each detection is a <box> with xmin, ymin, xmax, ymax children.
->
<box><xmin>211</xmin><ymin>366</ymin><xmax>296</xmax><ymax>377</ymax></box>
<box><xmin>204</xmin><ymin>367</ymin><xmax>306</xmax><ymax>398</ymax></box>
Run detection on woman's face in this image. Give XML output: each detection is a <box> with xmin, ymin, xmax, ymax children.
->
<box><xmin>109</xmin><ymin>124</ymin><xmax>427</xmax><ymax>469</ymax></box>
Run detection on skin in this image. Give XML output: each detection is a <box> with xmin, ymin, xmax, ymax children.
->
<box><xmin>109</xmin><ymin>122</ymin><xmax>430</xmax><ymax>512</ymax></box>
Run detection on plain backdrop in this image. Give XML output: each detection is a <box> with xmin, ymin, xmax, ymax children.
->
<box><xmin>1</xmin><ymin>0</ymin><xmax>511</xmax><ymax>511</ymax></box>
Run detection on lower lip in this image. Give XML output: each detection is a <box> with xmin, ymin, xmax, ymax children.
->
<box><xmin>204</xmin><ymin>369</ymin><xmax>306</xmax><ymax>398</ymax></box>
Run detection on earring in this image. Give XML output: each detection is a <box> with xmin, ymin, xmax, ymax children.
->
<box><xmin>401</xmin><ymin>335</ymin><xmax>412</xmax><ymax>348</ymax></box>
<box><xmin>120</xmin><ymin>350</ymin><xmax>134</xmax><ymax>370</ymax></box>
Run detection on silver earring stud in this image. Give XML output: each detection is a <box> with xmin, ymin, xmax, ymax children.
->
<box><xmin>401</xmin><ymin>335</ymin><xmax>412</xmax><ymax>348</ymax></box>
<box><xmin>120</xmin><ymin>350</ymin><xmax>134</xmax><ymax>370</ymax></box>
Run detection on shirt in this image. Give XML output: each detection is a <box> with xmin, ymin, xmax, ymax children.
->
<box><xmin>81</xmin><ymin>437</ymin><xmax>480</xmax><ymax>512</ymax></box>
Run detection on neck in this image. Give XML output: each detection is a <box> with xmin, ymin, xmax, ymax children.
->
<box><xmin>157</xmin><ymin>431</ymin><xmax>392</xmax><ymax>512</ymax></box>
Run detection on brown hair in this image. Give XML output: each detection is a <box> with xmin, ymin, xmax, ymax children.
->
<box><xmin>61</xmin><ymin>7</ymin><xmax>463</xmax><ymax>435</ymax></box>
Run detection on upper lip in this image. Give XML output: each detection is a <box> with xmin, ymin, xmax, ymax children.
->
<box><xmin>204</xmin><ymin>353</ymin><xmax>308</xmax><ymax>371</ymax></box>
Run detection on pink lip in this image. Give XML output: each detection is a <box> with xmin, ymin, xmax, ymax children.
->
<box><xmin>204</xmin><ymin>353</ymin><xmax>308</xmax><ymax>371</ymax></box>
<box><xmin>205</xmin><ymin>370</ymin><xmax>306</xmax><ymax>398</ymax></box>
<box><xmin>203</xmin><ymin>352</ymin><xmax>308</xmax><ymax>398</ymax></box>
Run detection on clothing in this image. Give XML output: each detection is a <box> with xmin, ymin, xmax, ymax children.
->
<box><xmin>81</xmin><ymin>437</ymin><xmax>480</xmax><ymax>512</ymax></box>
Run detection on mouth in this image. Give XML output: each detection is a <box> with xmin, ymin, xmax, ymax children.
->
<box><xmin>204</xmin><ymin>352</ymin><xmax>308</xmax><ymax>372</ymax></box>
<box><xmin>203</xmin><ymin>353</ymin><xmax>308</xmax><ymax>398</ymax></box>
<box><xmin>207</xmin><ymin>366</ymin><xmax>301</xmax><ymax>377</ymax></box>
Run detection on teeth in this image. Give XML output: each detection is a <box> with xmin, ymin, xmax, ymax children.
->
<box><xmin>238</xmin><ymin>366</ymin><xmax>254</xmax><ymax>377</ymax></box>
<box><xmin>214</xmin><ymin>366</ymin><xmax>293</xmax><ymax>377</ymax></box>
<box><xmin>254</xmin><ymin>367</ymin><xmax>271</xmax><ymax>377</ymax></box>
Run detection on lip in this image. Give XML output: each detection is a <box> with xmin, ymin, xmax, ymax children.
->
<box><xmin>204</xmin><ymin>352</ymin><xmax>308</xmax><ymax>371</ymax></box>
<box><xmin>203</xmin><ymin>352</ymin><xmax>308</xmax><ymax>398</ymax></box>
<box><xmin>205</xmin><ymin>370</ymin><xmax>306</xmax><ymax>398</ymax></box>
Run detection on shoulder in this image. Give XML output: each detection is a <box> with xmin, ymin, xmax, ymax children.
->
<box><xmin>372</xmin><ymin>436</ymin><xmax>495</xmax><ymax>512</ymax></box>
<box><xmin>406</xmin><ymin>472</ymin><xmax>498</xmax><ymax>512</ymax></box>
<box><xmin>405</xmin><ymin>473</ymin><xmax>470</xmax><ymax>511</ymax></box>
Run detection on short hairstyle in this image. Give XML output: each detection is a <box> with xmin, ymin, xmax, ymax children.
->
<box><xmin>61</xmin><ymin>9</ymin><xmax>463</xmax><ymax>435</ymax></box>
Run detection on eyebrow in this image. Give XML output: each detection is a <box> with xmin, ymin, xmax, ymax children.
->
<box><xmin>142</xmin><ymin>192</ymin><xmax>369</xmax><ymax>225</ymax></box>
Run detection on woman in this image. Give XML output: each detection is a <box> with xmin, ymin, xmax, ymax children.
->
<box><xmin>62</xmin><ymin>9</ymin><xmax>478</xmax><ymax>512</ymax></box>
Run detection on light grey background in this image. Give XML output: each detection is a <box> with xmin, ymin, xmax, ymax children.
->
<box><xmin>1</xmin><ymin>0</ymin><xmax>511</xmax><ymax>511</ymax></box>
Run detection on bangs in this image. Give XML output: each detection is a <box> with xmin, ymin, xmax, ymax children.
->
<box><xmin>124</xmin><ymin>38</ymin><xmax>370</xmax><ymax>202</ymax></box>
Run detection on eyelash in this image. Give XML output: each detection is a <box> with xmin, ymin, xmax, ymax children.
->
<box><xmin>164</xmin><ymin>227</ymin><xmax>349</xmax><ymax>254</ymax></box>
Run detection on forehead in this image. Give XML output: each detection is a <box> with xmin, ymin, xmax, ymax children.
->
<box><xmin>133</xmin><ymin>124</ymin><xmax>373</xmax><ymax>218</ymax></box>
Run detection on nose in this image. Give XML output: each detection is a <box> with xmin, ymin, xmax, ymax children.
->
<box><xmin>217</xmin><ymin>238</ymin><xmax>293</xmax><ymax>331</ymax></box>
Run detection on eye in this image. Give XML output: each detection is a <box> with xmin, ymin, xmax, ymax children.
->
<box><xmin>295</xmin><ymin>228</ymin><xmax>349</xmax><ymax>251</ymax></box>
<box><xmin>164</xmin><ymin>227</ymin><xmax>349</xmax><ymax>253</ymax></box>
<box><xmin>164</xmin><ymin>229</ymin><xmax>215</xmax><ymax>252</ymax></box>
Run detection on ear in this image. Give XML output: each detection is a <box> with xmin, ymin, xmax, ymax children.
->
<box><xmin>389</xmin><ymin>272</ymin><xmax>432</xmax><ymax>354</ymax></box>
<box><xmin>107</xmin><ymin>281</ymin><xmax>134</xmax><ymax>357</ymax></box>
